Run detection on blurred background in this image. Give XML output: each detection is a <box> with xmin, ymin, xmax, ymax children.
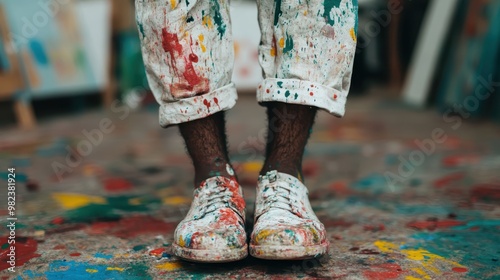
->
<box><xmin>1</xmin><ymin>0</ymin><xmax>500</xmax><ymax>279</ymax></box>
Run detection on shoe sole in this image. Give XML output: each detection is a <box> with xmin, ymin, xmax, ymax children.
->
<box><xmin>172</xmin><ymin>244</ymin><xmax>248</xmax><ymax>263</ymax></box>
<box><xmin>249</xmin><ymin>242</ymin><xmax>328</xmax><ymax>260</ymax></box>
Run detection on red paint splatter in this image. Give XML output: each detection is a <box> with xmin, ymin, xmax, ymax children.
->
<box><xmin>0</xmin><ymin>237</ymin><xmax>39</xmax><ymax>271</ymax></box>
<box><xmin>323</xmin><ymin>219</ymin><xmax>354</xmax><ymax>228</ymax></box>
<box><xmin>266</xmin><ymin>89</ymin><xmax>270</xmax><ymax>93</ymax></box>
<box><xmin>161</xmin><ymin>29</ymin><xmax>182</xmax><ymax>55</ymax></box>
<box><xmin>358</xmin><ymin>249</ymin><xmax>380</xmax><ymax>255</ymax></box>
<box><xmin>452</xmin><ymin>267</ymin><xmax>468</xmax><ymax>273</ymax></box>
<box><xmin>51</xmin><ymin>217</ymin><xmax>65</xmax><ymax>225</ymax></box>
<box><xmin>364</xmin><ymin>263</ymin><xmax>404</xmax><ymax>280</ymax></box>
<box><xmin>433</xmin><ymin>172</ymin><xmax>465</xmax><ymax>188</ymax></box>
<box><xmin>442</xmin><ymin>155</ymin><xmax>479</xmax><ymax>167</ymax></box>
<box><xmin>69</xmin><ymin>252</ymin><xmax>81</xmax><ymax>257</ymax></box>
<box><xmin>223</xmin><ymin>178</ymin><xmax>245</xmax><ymax>213</ymax></box>
<box><xmin>471</xmin><ymin>183</ymin><xmax>500</xmax><ymax>202</ymax></box>
<box><xmin>218</xmin><ymin>208</ymin><xmax>239</xmax><ymax>225</ymax></box>
<box><xmin>364</xmin><ymin>224</ymin><xmax>385</xmax><ymax>232</ymax></box>
<box><xmin>104</xmin><ymin>178</ymin><xmax>132</xmax><ymax>192</ymax></box>
<box><xmin>406</xmin><ymin>219</ymin><xmax>465</xmax><ymax>231</ymax></box>
<box><xmin>328</xmin><ymin>181</ymin><xmax>350</xmax><ymax>195</ymax></box>
<box><xmin>46</xmin><ymin>224</ymin><xmax>86</xmax><ymax>235</ymax></box>
<box><xmin>161</xmin><ymin>28</ymin><xmax>209</xmax><ymax>96</ymax></box>
<box><xmin>333</xmin><ymin>94</ymin><xmax>338</xmax><ymax>99</ymax></box>
<box><xmin>213</xmin><ymin>97</ymin><xmax>220</xmax><ymax>109</ymax></box>
<box><xmin>203</xmin><ymin>99</ymin><xmax>211</xmax><ymax>109</ymax></box>
<box><xmin>302</xmin><ymin>160</ymin><xmax>319</xmax><ymax>177</ymax></box>
<box><xmin>189</xmin><ymin>53</ymin><xmax>198</xmax><ymax>62</ymax></box>
<box><xmin>149</xmin><ymin>248</ymin><xmax>166</xmax><ymax>256</ymax></box>
<box><xmin>310</xmin><ymin>92</ymin><xmax>314</xmax><ymax>96</ymax></box>
<box><xmin>87</xmin><ymin>215</ymin><xmax>175</xmax><ymax>239</ymax></box>
<box><xmin>53</xmin><ymin>244</ymin><xmax>66</xmax><ymax>250</ymax></box>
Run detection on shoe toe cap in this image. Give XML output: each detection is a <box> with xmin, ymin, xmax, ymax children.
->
<box><xmin>252</xmin><ymin>223</ymin><xmax>324</xmax><ymax>247</ymax></box>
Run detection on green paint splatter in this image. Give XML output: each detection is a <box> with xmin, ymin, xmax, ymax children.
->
<box><xmin>323</xmin><ymin>0</ymin><xmax>342</xmax><ymax>25</ymax></box>
<box><xmin>187</xmin><ymin>16</ymin><xmax>194</xmax><ymax>23</ymax></box>
<box><xmin>294</xmin><ymin>93</ymin><xmax>299</xmax><ymax>100</ymax></box>
<box><xmin>133</xmin><ymin>244</ymin><xmax>147</xmax><ymax>251</ymax></box>
<box><xmin>137</xmin><ymin>22</ymin><xmax>146</xmax><ymax>38</ymax></box>
<box><xmin>283</xmin><ymin>34</ymin><xmax>294</xmax><ymax>54</ymax></box>
<box><xmin>210</xmin><ymin>0</ymin><xmax>226</xmax><ymax>39</ymax></box>
<box><xmin>62</xmin><ymin>195</ymin><xmax>160</xmax><ymax>223</ymax></box>
<box><xmin>277</xmin><ymin>81</ymin><xmax>283</xmax><ymax>88</ymax></box>
<box><xmin>274</xmin><ymin>0</ymin><xmax>283</xmax><ymax>26</ymax></box>
<box><xmin>1</xmin><ymin>243</ymin><xmax>8</xmax><ymax>249</ymax></box>
<box><xmin>285</xmin><ymin>90</ymin><xmax>291</xmax><ymax>98</ymax></box>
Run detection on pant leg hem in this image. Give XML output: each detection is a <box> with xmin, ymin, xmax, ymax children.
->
<box><xmin>159</xmin><ymin>83</ymin><xmax>238</xmax><ymax>127</ymax></box>
<box><xmin>256</xmin><ymin>79</ymin><xmax>346</xmax><ymax>117</ymax></box>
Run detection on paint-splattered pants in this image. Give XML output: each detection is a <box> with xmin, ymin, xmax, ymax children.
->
<box><xmin>136</xmin><ymin>0</ymin><xmax>358</xmax><ymax>126</ymax></box>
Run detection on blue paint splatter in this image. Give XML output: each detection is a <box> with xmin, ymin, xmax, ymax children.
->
<box><xmin>94</xmin><ymin>252</ymin><xmax>113</xmax><ymax>259</ymax></box>
<box><xmin>29</xmin><ymin>40</ymin><xmax>49</xmax><ymax>66</ymax></box>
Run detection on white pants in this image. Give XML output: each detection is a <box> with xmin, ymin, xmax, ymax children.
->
<box><xmin>136</xmin><ymin>0</ymin><xmax>358</xmax><ymax>126</ymax></box>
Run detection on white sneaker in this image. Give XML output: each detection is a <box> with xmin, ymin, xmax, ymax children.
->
<box><xmin>250</xmin><ymin>170</ymin><xmax>328</xmax><ymax>260</ymax></box>
<box><xmin>172</xmin><ymin>176</ymin><xmax>247</xmax><ymax>262</ymax></box>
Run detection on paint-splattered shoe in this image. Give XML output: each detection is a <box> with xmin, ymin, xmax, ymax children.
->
<box><xmin>172</xmin><ymin>176</ymin><xmax>247</xmax><ymax>263</ymax></box>
<box><xmin>250</xmin><ymin>171</ymin><xmax>328</xmax><ymax>260</ymax></box>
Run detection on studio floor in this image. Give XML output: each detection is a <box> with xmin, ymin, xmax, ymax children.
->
<box><xmin>0</xmin><ymin>94</ymin><xmax>499</xmax><ymax>279</ymax></box>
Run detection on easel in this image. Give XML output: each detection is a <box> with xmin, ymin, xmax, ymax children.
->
<box><xmin>0</xmin><ymin>0</ymin><xmax>116</xmax><ymax>128</ymax></box>
<box><xmin>0</xmin><ymin>5</ymin><xmax>36</xmax><ymax>129</ymax></box>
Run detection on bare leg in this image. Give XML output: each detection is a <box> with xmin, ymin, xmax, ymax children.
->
<box><xmin>178</xmin><ymin>112</ymin><xmax>234</xmax><ymax>187</ymax></box>
<box><xmin>260</xmin><ymin>103</ymin><xmax>317</xmax><ymax>181</ymax></box>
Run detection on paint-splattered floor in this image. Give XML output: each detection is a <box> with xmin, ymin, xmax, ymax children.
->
<box><xmin>1</xmin><ymin>94</ymin><xmax>499</xmax><ymax>279</ymax></box>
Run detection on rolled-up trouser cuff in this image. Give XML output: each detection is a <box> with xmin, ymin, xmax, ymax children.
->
<box><xmin>159</xmin><ymin>83</ymin><xmax>238</xmax><ymax>127</ymax></box>
<box><xmin>256</xmin><ymin>78</ymin><xmax>347</xmax><ymax>117</ymax></box>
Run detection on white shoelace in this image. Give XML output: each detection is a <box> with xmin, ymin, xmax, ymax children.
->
<box><xmin>195</xmin><ymin>186</ymin><xmax>238</xmax><ymax>219</ymax></box>
<box><xmin>261</xmin><ymin>182</ymin><xmax>298</xmax><ymax>213</ymax></box>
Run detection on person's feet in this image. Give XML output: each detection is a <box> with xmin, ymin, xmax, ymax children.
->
<box><xmin>250</xmin><ymin>170</ymin><xmax>328</xmax><ymax>260</ymax></box>
<box><xmin>172</xmin><ymin>176</ymin><xmax>247</xmax><ymax>262</ymax></box>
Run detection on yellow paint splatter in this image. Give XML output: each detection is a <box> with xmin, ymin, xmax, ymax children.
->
<box><xmin>163</xmin><ymin>196</ymin><xmax>191</xmax><ymax>205</ymax></box>
<box><xmin>279</xmin><ymin>37</ymin><xmax>285</xmax><ymax>48</ymax></box>
<box><xmin>374</xmin><ymin>240</ymin><xmax>465</xmax><ymax>279</ymax></box>
<box><xmin>303</xmin><ymin>10</ymin><xmax>308</xmax><ymax>16</ymax></box>
<box><xmin>242</xmin><ymin>161</ymin><xmax>262</xmax><ymax>172</ymax></box>
<box><xmin>52</xmin><ymin>193</ymin><xmax>106</xmax><ymax>210</ymax></box>
<box><xmin>254</xmin><ymin>229</ymin><xmax>277</xmax><ymax>243</ymax></box>
<box><xmin>179</xmin><ymin>236</ymin><xmax>185</xmax><ymax>247</ymax></box>
<box><xmin>374</xmin><ymin>240</ymin><xmax>399</xmax><ymax>253</ymax></box>
<box><xmin>156</xmin><ymin>261</ymin><xmax>182</xmax><ymax>271</ymax></box>
<box><xmin>86</xmin><ymin>269</ymin><xmax>98</xmax><ymax>273</ymax></box>
<box><xmin>350</xmin><ymin>28</ymin><xmax>357</xmax><ymax>42</ymax></box>
<box><xmin>106</xmin><ymin>267</ymin><xmax>124</xmax><ymax>272</ymax></box>
<box><xmin>405</xmin><ymin>276</ymin><xmax>422</xmax><ymax>280</ymax></box>
<box><xmin>129</xmin><ymin>197</ymin><xmax>143</xmax><ymax>206</ymax></box>
<box><xmin>199</xmin><ymin>34</ymin><xmax>206</xmax><ymax>53</ymax></box>
<box><xmin>156</xmin><ymin>188</ymin><xmax>175</xmax><ymax>197</ymax></box>
<box><xmin>270</xmin><ymin>47</ymin><xmax>276</xmax><ymax>57</ymax></box>
<box><xmin>202</xmin><ymin>16</ymin><xmax>213</xmax><ymax>29</ymax></box>
<box><xmin>170</xmin><ymin>0</ymin><xmax>177</xmax><ymax>9</ymax></box>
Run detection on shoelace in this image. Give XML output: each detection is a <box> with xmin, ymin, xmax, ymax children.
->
<box><xmin>261</xmin><ymin>181</ymin><xmax>298</xmax><ymax>213</ymax></box>
<box><xmin>194</xmin><ymin>185</ymin><xmax>238</xmax><ymax>219</ymax></box>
